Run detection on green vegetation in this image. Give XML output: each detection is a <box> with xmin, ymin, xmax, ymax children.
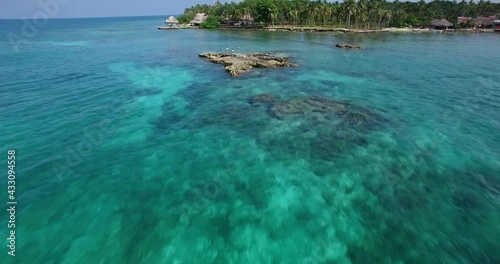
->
<box><xmin>200</xmin><ymin>16</ymin><xmax>222</xmax><ymax>29</ymax></box>
<box><xmin>180</xmin><ymin>0</ymin><xmax>500</xmax><ymax>29</ymax></box>
<box><xmin>177</xmin><ymin>14</ymin><xmax>194</xmax><ymax>24</ymax></box>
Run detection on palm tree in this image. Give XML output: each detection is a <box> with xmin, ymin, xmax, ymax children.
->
<box><xmin>358</xmin><ymin>0</ymin><xmax>369</xmax><ymax>28</ymax></box>
<box><xmin>344</xmin><ymin>0</ymin><xmax>357</xmax><ymax>28</ymax></box>
<box><xmin>330</xmin><ymin>2</ymin><xmax>340</xmax><ymax>27</ymax></box>
<box><xmin>383</xmin><ymin>9</ymin><xmax>392</xmax><ymax>27</ymax></box>
<box><xmin>318</xmin><ymin>1</ymin><xmax>331</xmax><ymax>26</ymax></box>
<box><xmin>289</xmin><ymin>8</ymin><xmax>299</xmax><ymax>25</ymax></box>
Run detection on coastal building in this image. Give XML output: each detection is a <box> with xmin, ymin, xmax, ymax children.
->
<box><xmin>473</xmin><ymin>17</ymin><xmax>495</xmax><ymax>28</ymax></box>
<box><xmin>240</xmin><ymin>14</ymin><xmax>254</xmax><ymax>26</ymax></box>
<box><xmin>223</xmin><ymin>14</ymin><xmax>255</xmax><ymax>27</ymax></box>
<box><xmin>457</xmin><ymin>17</ymin><xmax>472</xmax><ymax>24</ymax></box>
<box><xmin>494</xmin><ymin>19</ymin><xmax>500</xmax><ymax>32</ymax></box>
<box><xmin>165</xmin><ymin>16</ymin><xmax>179</xmax><ymax>28</ymax></box>
<box><xmin>190</xmin><ymin>13</ymin><xmax>208</xmax><ymax>26</ymax></box>
<box><xmin>494</xmin><ymin>14</ymin><xmax>500</xmax><ymax>32</ymax></box>
<box><xmin>430</xmin><ymin>19</ymin><xmax>453</xmax><ymax>30</ymax></box>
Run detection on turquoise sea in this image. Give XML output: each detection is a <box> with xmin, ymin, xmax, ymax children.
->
<box><xmin>1</xmin><ymin>16</ymin><xmax>499</xmax><ymax>263</ymax></box>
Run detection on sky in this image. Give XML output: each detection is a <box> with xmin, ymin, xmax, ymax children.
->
<box><xmin>0</xmin><ymin>0</ymin><xmax>499</xmax><ymax>19</ymax></box>
<box><xmin>0</xmin><ymin>0</ymin><xmax>227</xmax><ymax>19</ymax></box>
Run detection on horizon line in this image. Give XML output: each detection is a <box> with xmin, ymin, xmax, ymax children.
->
<box><xmin>0</xmin><ymin>14</ymin><xmax>182</xmax><ymax>20</ymax></box>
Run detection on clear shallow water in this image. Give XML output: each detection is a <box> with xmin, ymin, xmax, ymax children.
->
<box><xmin>1</xmin><ymin>16</ymin><xmax>500</xmax><ymax>263</ymax></box>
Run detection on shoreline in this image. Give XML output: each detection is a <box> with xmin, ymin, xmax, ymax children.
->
<box><xmin>261</xmin><ymin>25</ymin><xmax>496</xmax><ymax>34</ymax></box>
<box><xmin>172</xmin><ymin>24</ymin><xmax>497</xmax><ymax>34</ymax></box>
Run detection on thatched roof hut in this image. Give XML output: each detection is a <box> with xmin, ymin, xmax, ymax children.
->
<box><xmin>190</xmin><ymin>13</ymin><xmax>208</xmax><ymax>26</ymax></box>
<box><xmin>163</xmin><ymin>16</ymin><xmax>179</xmax><ymax>28</ymax></box>
<box><xmin>430</xmin><ymin>19</ymin><xmax>453</xmax><ymax>29</ymax></box>
<box><xmin>165</xmin><ymin>16</ymin><xmax>179</xmax><ymax>24</ymax></box>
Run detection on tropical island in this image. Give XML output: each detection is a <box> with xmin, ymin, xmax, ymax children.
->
<box><xmin>176</xmin><ymin>0</ymin><xmax>500</xmax><ymax>32</ymax></box>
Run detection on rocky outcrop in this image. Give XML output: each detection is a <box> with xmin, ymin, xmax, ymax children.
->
<box><xmin>335</xmin><ymin>43</ymin><xmax>363</xmax><ymax>49</ymax></box>
<box><xmin>199</xmin><ymin>52</ymin><xmax>299</xmax><ymax>76</ymax></box>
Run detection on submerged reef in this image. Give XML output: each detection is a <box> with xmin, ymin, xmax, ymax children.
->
<box><xmin>250</xmin><ymin>94</ymin><xmax>384</xmax><ymax>128</ymax></box>
<box><xmin>249</xmin><ymin>94</ymin><xmax>387</xmax><ymax>160</ymax></box>
<box><xmin>247</xmin><ymin>93</ymin><xmax>280</xmax><ymax>106</ymax></box>
<box><xmin>154</xmin><ymin>92</ymin><xmax>387</xmax><ymax>161</ymax></box>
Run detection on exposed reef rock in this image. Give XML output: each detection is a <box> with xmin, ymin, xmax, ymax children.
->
<box><xmin>199</xmin><ymin>52</ymin><xmax>299</xmax><ymax>76</ymax></box>
<box><xmin>335</xmin><ymin>43</ymin><xmax>363</xmax><ymax>49</ymax></box>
